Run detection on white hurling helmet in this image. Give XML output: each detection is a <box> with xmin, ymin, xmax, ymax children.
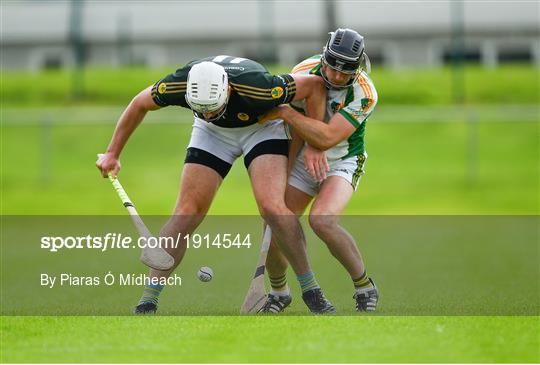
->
<box><xmin>185</xmin><ymin>61</ymin><xmax>229</xmax><ymax>121</ymax></box>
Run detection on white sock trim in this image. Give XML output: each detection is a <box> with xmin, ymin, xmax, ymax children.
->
<box><xmin>270</xmin><ymin>286</ymin><xmax>290</xmax><ymax>297</ymax></box>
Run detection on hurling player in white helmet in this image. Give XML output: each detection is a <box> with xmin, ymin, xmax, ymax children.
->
<box><xmin>96</xmin><ymin>55</ymin><xmax>337</xmax><ymax>315</ymax></box>
<box><xmin>259</xmin><ymin>28</ymin><xmax>379</xmax><ymax>314</ymax></box>
<box><xmin>185</xmin><ymin>62</ymin><xmax>230</xmax><ymax>122</ymax></box>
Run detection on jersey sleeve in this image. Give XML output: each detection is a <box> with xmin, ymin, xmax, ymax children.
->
<box><xmin>151</xmin><ymin>66</ymin><xmax>190</xmax><ymax>108</ymax></box>
<box><xmin>338</xmin><ymin>73</ymin><xmax>378</xmax><ymax>128</ymax></box>
<box><xmin>273</xmin><ymin>74</ymin><xmax>297</xmax><ymax>105</ymax></box>
<box><xmin>229</xmin><ymin>72</ymin><xmax>296</xmax><ymax>110</ymax></box>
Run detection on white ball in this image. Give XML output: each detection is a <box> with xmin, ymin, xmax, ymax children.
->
<box><xmin>197</xmin><ymin>266</ymin><xmax>213</xmax><ymax>282</ymax></box>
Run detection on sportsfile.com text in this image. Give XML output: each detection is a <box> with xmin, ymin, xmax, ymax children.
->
<box><xmin>40</xmin><ymin>233</ymin><xmax>252</xmax><ymax>252</ymax></box>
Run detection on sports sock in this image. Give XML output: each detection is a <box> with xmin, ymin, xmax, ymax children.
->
<box><xmin>138</xmin><ymin>283</ymin><xmax>164</xmax><ymax>306</ymax></box>
<box><xmin>353</xmin><ymin>271</ymin><xmax>374</xmax><ymax>291</ymax></box>
<box><xmin>269</xmin><ymin>274</ymin><xmax>290</xmax><ymax>296</ymax></box>
<box><xmin>296</xmin><ymin>271</ymin><xmax>320</xmax><ymax>293</ymax></box>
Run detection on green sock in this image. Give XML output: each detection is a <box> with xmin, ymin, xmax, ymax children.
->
<box><xmin>296</xmin><ymin>271</ymin><xmax>320</xmax><ymax>293</ymax></box>
<box><xmin>353</xmin><ymin>271</ymin><xmax>373</xmax><ymax>290</ymax></box>
<box><xmin>138</xmin><ymin>283</ymin><xmax>164</xmax><ymax>306</ymax></box>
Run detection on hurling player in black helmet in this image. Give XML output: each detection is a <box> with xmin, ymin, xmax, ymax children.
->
<box><xmin>259</xmin><ymin>28</ymin><xmax>379</xmax><ymax>314</ymax></box>
<box><xmin>321</xmin><ymin>28</ymin><xmax>371</xmax><ymax>89</ymax></box>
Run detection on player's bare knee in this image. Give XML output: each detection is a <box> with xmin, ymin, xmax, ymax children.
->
<box><xmin>258</xmin><ymin>201</ymin><xmax>289</xmax><ymax>220</ymax></box>
<box><xmin>262</xmin><ymin>210</ymin><xmax>298</xmax><ymax>236</ymax></box>
<box><xmin>309</xmin><ymin>213</ymin><xmax>339</xmax><ymax>236</ymax></box>
<box><xmin>174</xmin><ymin>200</ymin><xmax>208</xmax><ymax>217</ymax></box>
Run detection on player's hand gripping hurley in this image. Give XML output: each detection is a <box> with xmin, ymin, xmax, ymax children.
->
<box><xmin>106</xmin><ymin>172</ymin><xmax>174</xmax><ymax>271</ymax></box>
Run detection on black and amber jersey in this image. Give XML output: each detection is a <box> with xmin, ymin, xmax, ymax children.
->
<box><xmin>151</xmin><ymin>55</ymin><xmax>296</xmax><ymax>128</ymax></box>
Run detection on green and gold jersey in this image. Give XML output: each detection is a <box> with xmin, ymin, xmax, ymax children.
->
<box><xmin>291</xmin><ymin>55</ymin><xmax>378</xmax><ymax>160</ymax></box>
<box><xmin>151</xmin><ymin>55</ymin><xmax>296</xmax><ymax>128</ymax></box>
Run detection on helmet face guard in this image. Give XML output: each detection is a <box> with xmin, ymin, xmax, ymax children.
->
<box><xmin>186</xmin><ymin>95</ymin><xmax>229</xmax><ymax>122</ymax></box>
<box><xmin>322</xmin><ymin>49</ymin><xmax>361</xmax><ymax>75</ymax></box>
<box><xmin>185</xmin><ymin>61</ymin><xmax>229</xmax><ymax>122</ymax></box>
<box><xmin>193</xmin><ymin>106</ymin><xmax>228</xmax><ymax>123</ymax></box>
<box><xmin>321</xmin><ymin>54</ymin><xmax>359</xmax><ymax>90</ymax></box>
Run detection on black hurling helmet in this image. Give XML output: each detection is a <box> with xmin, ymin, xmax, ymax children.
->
<box><xmin>321</xmin><ymin>28</ymin><xmax>370</xmax><ymax>89</ymax></box>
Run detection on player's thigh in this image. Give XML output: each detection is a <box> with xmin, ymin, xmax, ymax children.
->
<box><xmin>174</xmin><ymin>119</ymin><xmax>241</xmax><ymax>215</ymax></box>
<box><xmin>310</xmin><ymin>153</ymin><xmax>366</xmax><ymax>216</ymax></box>
<box><xmin>310</xmin><ymin>176</ymin><xmax>354</xmax><ymax>216</ymax></box>
<box><xmin>288</xmin><ymin>153</ymin><xmax>320</xmax><ymax>198</ymax></box>
<box><xmin>284</xmin><ymin>184</ymin><xmax>313</xmax><ymax>217</ymax></box>
<box><xmin>173</xmin><ymin>163</ymin><xmax>223</xmax><ymax>216</ymax></box>
<box><xmin>243</xmin><ymin>121</ymin><xmax>290</xmax><ymax>210</ymax></box>
<box><xmin>247</xmin><ymin>154</ymin><xmax>288</xmax><ymax>212</ymax></box>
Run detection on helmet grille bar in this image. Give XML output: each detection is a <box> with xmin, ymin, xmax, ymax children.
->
<box><xmin>333</xmin><ymin>32</ymin><xmax>343</xmax><ymax>45</ymax></box>
<box><xmin>210</xmin><ymin>83</ymin><xmax>218</xmax><ymax>98</ymax></box>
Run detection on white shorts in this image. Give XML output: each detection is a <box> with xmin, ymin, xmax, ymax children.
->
<box><xmin>185</xmin><ymin>118</ymin><xmax>288</xmax><ymax>178</ymax></box>
<box><xmin>288</xmin><ymin>151</ymin><xmax>367</xmax><ymax>197</ymax></box>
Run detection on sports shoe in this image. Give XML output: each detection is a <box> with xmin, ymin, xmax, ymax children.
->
<box><xmin>258</xmin><ymin>294</ymin><xmax>292</xmax><ymax>314</ymax></box>
<box><xmin>354</xmin><ymin>278</ymin><xmax>378</xmax><ymax>312</ymax></box>
<box><xmin>134</xmin><ymin>301</ymin><xmax>157</xmax><ymax>315</ymax></box>
<box><xmin>302</xmin><ymin>288</ymin><xmax>336</xmax><ymax>314</ymax></box>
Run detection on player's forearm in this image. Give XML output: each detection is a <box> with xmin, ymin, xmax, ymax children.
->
<box><xmin>279</xmin><ymin>107</ymin><xmax>333</xmax><ymax>151</ymax></box>
<box><xmin>106</xmin><ymin>103</ymin><xmax>148</xmax><ymax>157</ymax></box>
<box><xmin>106</xmin><ymin>87</ymin><xmax>158</xmax><ymax>157</ymax></box>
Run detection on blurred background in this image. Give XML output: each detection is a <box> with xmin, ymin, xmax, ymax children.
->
<box><xmin>2</xmin><ymin>1</ymin><xmax>539</xmax><ymax>69</ymax></box>
<box><xmin>1</xmin><ymin>0</ymin><xmax>538</xmax><ymax>215</ymax></box>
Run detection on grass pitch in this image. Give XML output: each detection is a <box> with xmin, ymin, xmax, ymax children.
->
<box><xmin>2</xmin><ymin>316</ymin><xmax>538</xmax><ymax>363</ymax></box>
<box><xmin>2</xmin><ymin>65</ymin><xmax>538</xmax><ymax>106</ymax></box>
<box><xmin>2</xmin><ymin>109</ymin><xmax>538</xmax><ymax>215</ymax></box>
<box><xmin>2</xmin><ymin>115</ymin><xmax>538</xmax><ymax>362</ymax></box>
<box><xmin>1</xmin><ymin>65</ymin><xmax>539</xmax><ymax>363</ymax></box>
